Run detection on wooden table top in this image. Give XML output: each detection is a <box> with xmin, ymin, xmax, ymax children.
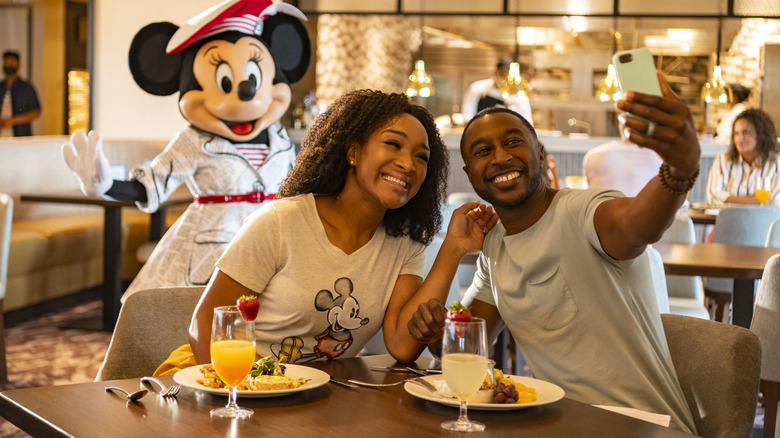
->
<box><xmin>0</xmin><ymin>355</ymin><xmax>695</xmax><ymax>437</ymax></box>
<box><xmin>686</xmin><ymin>208</ymin><xmax>717</xmax><ymax>225</ymax></box>
<box><xmin>653</xmin><ymin>242</ymin><xmax>780</xmax><ymax>279</ymax></box>
<box><xmin>21</xmin><ymin>190</ymin><xmax>192</xmax><ymax>208</ymax></box>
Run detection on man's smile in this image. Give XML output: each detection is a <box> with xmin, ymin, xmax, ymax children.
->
<box><xmin>491</xmin><ymin>170</ymin><xmax>521</xmax><ymax>184</ymax></box>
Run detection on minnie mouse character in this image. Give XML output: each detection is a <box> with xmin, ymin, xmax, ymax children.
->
<box><xmin>62</xmin><ymin>0</ymin><xmax>310</xmax><ymax>299</ymax></box>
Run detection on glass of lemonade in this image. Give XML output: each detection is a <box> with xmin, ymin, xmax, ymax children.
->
<box><xmin>756</xmin><ymin>177</ymin><xmax>771</xmax><ymax>206</ymax></box>
<box><xmin>441</xmin><ymin>318</ymin><xmax>489</xmax><ymax>432</ymax></box>
<box><xmin>210</xmin><ymin>306</ymin><xmax>256</xmax><ymax>418</ymax></box>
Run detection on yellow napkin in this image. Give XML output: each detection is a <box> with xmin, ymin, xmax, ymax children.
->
<box><xmin>153</xmin><ymin>344</ymin><xmax>198</xmax><ymax>376</ymax></box>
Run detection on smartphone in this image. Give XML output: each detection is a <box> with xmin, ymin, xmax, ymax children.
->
<box><xmin>612</xmin><ymin>48</ymin><xmax>662</xmax><ymax>122</ymax></box>
<box><xmin>612</xmin><ymin>48</ymin><xmax>662</xmax><ymax>98</ymax></box>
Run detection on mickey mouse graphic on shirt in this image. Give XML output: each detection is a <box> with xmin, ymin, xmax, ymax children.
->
<box><xmin>274</xmin><ymin>278</ymin><xmax>370</xmax><ymax>363</ymax></box>
<box><xmin>62</xmin><ymin>0</ymin><xmax>311</xmax><ymax>300</ymax></box>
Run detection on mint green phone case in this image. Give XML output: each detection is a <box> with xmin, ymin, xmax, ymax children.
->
<box><xmin>612</xmin><ymin>48</ymin><xmax>662</xmax><ymax>97</ymax></box>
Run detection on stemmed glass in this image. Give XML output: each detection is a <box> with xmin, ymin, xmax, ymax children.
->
<box><xmin>209</xmin><ymin>306</ymin><xmax>256</xmax><ymax>418</ymax></box>
<box><xmin>440</xmin><ymin>318</ymin><xmax>489</xmax><ymax>432</ymax></box>
<box><xmin>756</xmin><ymin>177</ymin><xmax>771</xmax><ymax>206</ymax></box>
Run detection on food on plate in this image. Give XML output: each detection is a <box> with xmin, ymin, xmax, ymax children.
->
<box><xmin>446</xmin><ymin>301</ymin><xmax>472</xmax><ymax>322</ymax></box>
<box><xmin>432</xmin><ymin>367</ymin><xmax>537</xmax><ymax>404</ymax></box>
<box><xmin>491</xmin><ymin>369</ymin><xmax>537</xmax><ymax>404</ymax></box>
<box><xmin>237</xmin><ymin>295</ymin><xmax>259</xmax><ymax>321</ymax></box>
<box><xmin>198</xmin><ymin>355</ymin><xmax>309</xmax><ymax>391</ymax></box>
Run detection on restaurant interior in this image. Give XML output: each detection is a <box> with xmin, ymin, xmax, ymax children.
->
<box><xmin>1</xmin><ymin>0</ymin><xmax>780</xmax><ymax>436</ymax></box>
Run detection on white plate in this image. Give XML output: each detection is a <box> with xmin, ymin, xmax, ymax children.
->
<box><xmin>404</xmin><ymin>375</ymin><xmax>565</xmax><ymax>411</ymax></box>
<box><xmin>173</xmin><ymin>364</ymin><xmax>330</xmax><ymax>398</ymax></box>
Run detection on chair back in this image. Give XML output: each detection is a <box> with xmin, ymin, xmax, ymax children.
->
<box><xmin>659</xmin><ymin>213</ymin><xmax>703</xmax><ymax>300</ymax></box>
<box><xmin>95</xmin><ymin>286</ymin><xmax>205</xmax><ymax>381</ymax></box>
<box><xmin>0</xmin><ymin>193</ymin><xmax>11</xmax><ymax>301</ymax></box>
<box><xmin>766</xmin><ymin>218</ymin><xmax>780</xmax><ymax>248</ymax></box>
<box><xmin>645</xmin><ymin>246</ymin><xmax>670</xmax><ymax>313</ymax></box>
<box><xmin>661</xmin><ymin>313</ymin><xmax>761</xmax><ymax>438</ymax></box>
<box><xmin>751</xmin><ymin>253</ymin><xmax>780</xmax><ymax>382</ymax></box>
<box><xmin>706</xmin><ymin>206</ymin><xmax>780</xmax><ymax>293</ymax></box>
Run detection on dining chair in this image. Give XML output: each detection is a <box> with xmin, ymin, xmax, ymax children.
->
<box><xmin>705</xmin><ymin>206</ymin><xmax>780</xmax><ymax>322</ymax></box>
<box><xmin>661</xmin><ymin>313</ymin><xmax>761</xmax><ymax>438</ymax></box>
<box><xmin>0</xmin><ymin>193</ymin><xmax>12</xmax><ymax>383</ymax></box>
<box><xmin>750</xmin><ymin>253</ymin><xmax>780</xmax><ymax>438</ymax></box>
<box><xmin>645</xmin><ymin>246</ymin><xmax>671</xmax><ymax>314</ymax></box>
<box><xmin>657</xmin><ymin>212</ymin><xmax>710</xmax><ymax>319</ymax></box>
<box><xmin>766</xmin><ymin>218</ymin><xmax>780</xmax><ymax>248</ymax></box>
<box><xmin>95</xmin><ymin>286</ymin><xmax>205</xmax><ymax>381</ymax></box>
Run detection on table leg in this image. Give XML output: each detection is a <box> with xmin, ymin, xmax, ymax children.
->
<box><xmin>731</xmin><ymin>278</ymin><xmax>756</xmax><ymax>328</ymax></box>
<box><xmin>102</xmin><ymin>206</ymin><xmax>123</xmax><ymax>331</ymax></box>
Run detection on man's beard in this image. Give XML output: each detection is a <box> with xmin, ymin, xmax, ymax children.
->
<box><xmin>473</xmin><ymin>165</ymin><xmax>544</xmax><ymax>209</ymax></box>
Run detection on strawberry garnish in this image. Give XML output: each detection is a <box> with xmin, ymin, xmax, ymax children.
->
<box><xmin>237</xmin><ymin>295</ymin><xmax>259</xmax><ymax>321</ymax></box>
<box><xmin>446</xmin><ymin>300</ymin><xmax>472</xmax><ymax>322</ymax></box>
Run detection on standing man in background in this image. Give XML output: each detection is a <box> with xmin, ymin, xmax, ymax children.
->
<box><xmin>1</xmin><ymin>50</ymin><xmax>41</xmax><ymax>137</ymax></box>
<box><xmin>462</xmin><ymin>57</ymin><xmax>532</xmax><ymax>125</ymax></box>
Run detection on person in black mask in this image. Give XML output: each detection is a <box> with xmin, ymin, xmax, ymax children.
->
<box><xmin>1</xmin><ymin>50</ymin><xmax>41</xmax><ymax>137</ymax></box>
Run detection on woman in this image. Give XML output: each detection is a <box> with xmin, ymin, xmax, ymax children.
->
<box><xmin>187</xmin><ymin>89</ymin><xmax>496</xmax><ymax>366</ymax></box>
<box><xmin>706</xmin><ymin>108</ymin><xmax>780</xmax><ymax>205</ymax></box>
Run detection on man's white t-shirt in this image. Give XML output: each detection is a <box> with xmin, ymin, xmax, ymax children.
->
<box><xmin>217</xmin><ymin>194</ymin><xmax>426</xmax><ymax>363</ymax></box>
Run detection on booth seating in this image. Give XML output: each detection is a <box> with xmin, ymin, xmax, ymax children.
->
<box><xmin>0</xmin><ymin>136</ymin><xmax>182</xmax><ymax>313</ymax></box>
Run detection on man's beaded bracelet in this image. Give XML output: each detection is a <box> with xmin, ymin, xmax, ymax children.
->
<box><xmin>658</xmin><ymin>163</ymin><xmax>700</xmax><ymax>196</ymax></box>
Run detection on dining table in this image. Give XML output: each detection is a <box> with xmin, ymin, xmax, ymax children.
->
<box><xmin>653</xmin><ymin>241</ymin><xmax>780</xmax><ymax>328</ymax></box>
<box><xmin>0</xmin><ymin>354</ymin><xmax>696</xmax><ymax>437</ymax></box>
<box><xmin>20</xmin><ymin>190</ymin><xmax>191</xmax><ymax>331</ymax></box>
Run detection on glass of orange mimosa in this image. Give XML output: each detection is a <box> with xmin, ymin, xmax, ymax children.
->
<box><xmin>756</xmin><ymin>177</ymin><xmax>772</xmax><ymax>206</ymax></box>
<box><xmin>210</xmin><ymin>306</ymin><xmax>256</xmax><ymax>418</ymax></box>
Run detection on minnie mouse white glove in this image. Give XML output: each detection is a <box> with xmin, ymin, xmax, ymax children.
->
<box><xmin>62</xmin><ymin>130</ymin><xmax>113</xmax><ymax>197</ymax></box>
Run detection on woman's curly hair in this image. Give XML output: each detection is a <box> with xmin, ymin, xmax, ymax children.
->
<box><xmin>278</xmin><ymin>89</ymin><xmax>449</xmax><ymax>245</ymax></box>
<box><xmin>729</xmin><ymin>108</ymin><xmax>780</xmax><ymax>165</ymax></box>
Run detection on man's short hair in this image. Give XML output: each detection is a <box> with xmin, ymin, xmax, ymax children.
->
<box><xmin>459</xmin><ymin>106</ymin><xmax>539</xmax><ymax>160</ymax></box>
<box><xmin>2</xmin><ymin>50</ymin><xmax>20</xmax><ymax>61</ymax></box>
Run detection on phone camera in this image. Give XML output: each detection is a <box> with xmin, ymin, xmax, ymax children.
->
<box><xmin>618</xmin><ymin>54</ymin><xmax>633</xmax><ymax>63</ymax></box>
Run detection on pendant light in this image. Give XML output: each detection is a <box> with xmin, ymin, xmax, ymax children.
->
<box><xmin>597</xmin><ymin>20</ymin><xmax>622</xmax><ymax>102</ymax></box>
<box><xmin>701</xmin><ymin>17</ymin><xmax>732</xmax><ymax>105</ymax></box>
<box><xmin>499</xmin><ymin>16</ymin><xmax>529</xmax><ymax>99</ymax></box>
<box><xmin>405</xmin><ymin>17</ymin><xmax>434</xmax><ymax>98</ymax></box>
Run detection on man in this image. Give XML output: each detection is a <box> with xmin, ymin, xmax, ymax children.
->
<box><xmin>1</xmin><ymin>50</ymin><xmax>41</xmax><ymax>137</ymax></box>
<box><xmin>461</xmin><ymin>57</ymin><xmax>532</xmax><ymax>124</ymax></box>
<box><xmin>583</xmin><ymin>126</ymin><xmax>663</xmax><ymax>197</ymax></box>
<box><xmin>409</xmin><ymin>72</ymin><xmax>700</xmax><ymax>434</ymax></box>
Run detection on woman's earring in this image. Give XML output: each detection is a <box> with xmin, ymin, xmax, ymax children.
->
<box><xmin>350</xmin><ymin>160</ymin><xmax>355</xmax><ymax>166</ymax></box>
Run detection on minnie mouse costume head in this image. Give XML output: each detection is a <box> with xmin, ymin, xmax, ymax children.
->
<box><xmin>128</xmin><ymin>0</ymin><xmax>310</xmax><ymax>143</ymax></box>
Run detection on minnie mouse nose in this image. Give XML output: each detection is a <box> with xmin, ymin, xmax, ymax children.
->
<box><xmin>237</xmin><ymin>80</ymin><xmax>256</xmax><ymax>101</ymax></box>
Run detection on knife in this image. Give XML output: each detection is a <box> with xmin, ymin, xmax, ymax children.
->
<box><xmin>370</xmin><ymin>366</ymin><xmax>442</xmax><ymax>374</ymax></box>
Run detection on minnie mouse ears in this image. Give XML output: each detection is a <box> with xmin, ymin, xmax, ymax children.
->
<box><xmin>166</xmin><ymin>0</ymin><xmax>307</xmax><ymax>54</ymax></box>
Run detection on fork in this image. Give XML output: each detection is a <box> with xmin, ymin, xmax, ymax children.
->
<box><xmin>141</xmin><ymin>376</ymin><xmax>180</xmax><ymax>398</ymax></box>
<box><xmin>348</xmin><ymin>377</ymin><xmax>437</xmax><ymax>393</ymax></box>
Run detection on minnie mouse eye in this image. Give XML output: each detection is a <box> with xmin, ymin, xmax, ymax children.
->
<box><xmin>215</xmin><ymin>62</ymin><xmax>233</xmax><ymax>94</ymax></box>
<box><xmin>245</xmin><ymin>61</ymin><xmax>261</xmax><ymax>91</ymax></box>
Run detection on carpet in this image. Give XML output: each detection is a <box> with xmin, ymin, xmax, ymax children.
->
<box><xmin>0</xmin><ymin>300</ymin><xmax>111</xmax><ymax>437</ymax></box>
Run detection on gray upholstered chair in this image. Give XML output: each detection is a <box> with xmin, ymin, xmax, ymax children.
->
<box><xmin>657</xmin><ymin>212</ymin><xmax>710</xmax><ymax>319</ymax></box>
<box><xmin>95</xmin><ymin>286</ymin><xmax>205</xmax><ymax>381</ymax></box>
<box><xmin>766</xmin><ymin>218</ymin><xmax>780</xmax><ymax>248</ymax></box>
<box><xmin>750</xmin><ymin>253</ymin><xmax>780</xmax><ymax>438</ymax></box>
<box><xmin>661</xmin><ymin>313</ymin><xmax>761</xmax><ymax>438</ymax></box>
<box><xmin>705</xmin><ymin>206</ymin><xmax>780</xmax><ymax>322</ymax></box>
<box><xmin>0</xmin><ymin>193</ymin><xmax>12</xmax><ymax>383</ymax></box>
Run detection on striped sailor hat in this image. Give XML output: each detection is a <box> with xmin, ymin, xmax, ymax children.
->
<box><xmin>166</xmin><ymin>0</ymin><xmax>306</xmax><ymax>54</ymax></box>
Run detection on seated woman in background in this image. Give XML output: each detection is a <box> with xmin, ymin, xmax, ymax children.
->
<box><xmin>706</xmin><ymin>108</ymin><xmax>780</xmax><ymax>205</ymax></box>
<box><xmin>181</xmin><ymin>89</ymin><xmax>496</xmax><ymax>369</ymax></box>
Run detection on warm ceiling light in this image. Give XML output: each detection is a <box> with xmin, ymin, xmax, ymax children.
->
<box><xmin>499</xmin><ymin>62</ymin><xmax>528</xmax><ymax>99</ymax></box>
<box><xmin>701</xmin><ymin>17</ymin><xmax>732</xmax><ymax>105</ymax></box>
<box><xmin>597</xmin><ymin>64</ymin><xmax>622</xmax><ymax>102</ymax></box>
<box><xmin>406</xmin><ymin>60</ymin><xmax>434</xmax><ymax>98</ymax></box>
<box><xmin>701</xmin><ymin>65</ymin><xmax>732</xmax><ymax>104</ymax></box>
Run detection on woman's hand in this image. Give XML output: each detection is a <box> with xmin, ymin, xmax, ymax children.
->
<box><xmin>443</xmin><ymin>201</ymin><xmax>498</xmax><ymax>255</ymax></box>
